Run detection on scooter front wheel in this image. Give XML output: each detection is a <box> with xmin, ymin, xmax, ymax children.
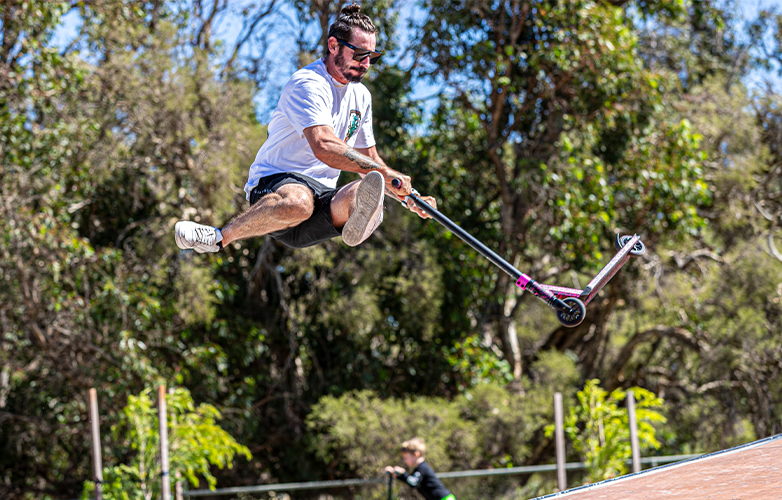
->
<box><xmin>556</xmin><ymin>297</ymin><xmax>586</xmax><ymax>328</ymax></box>
<box><xmin>615</xmin><ymin>234</ymin><xmax>645</xmax><ymax>256</ymax></box>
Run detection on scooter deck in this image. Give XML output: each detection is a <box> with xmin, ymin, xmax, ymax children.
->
<box><xmin>515</xmin><ymin>234</ymin><xmax>641</xmax><ymax>305</ymax></box>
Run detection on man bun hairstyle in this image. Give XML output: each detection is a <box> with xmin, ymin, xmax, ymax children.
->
<box><xmin>340</xmin><ymin>3</ymin><xmax>363</xmax><ymax>16</ymax></box>
<box><xmin>400</xmin><ymin>437</ymin><xmax>426</xmax><ymax>457</ymax></box>
<box><xmin>325</xmin><ymin>3</ymin><xmax>378</xmax><ymax>56</ymax></box>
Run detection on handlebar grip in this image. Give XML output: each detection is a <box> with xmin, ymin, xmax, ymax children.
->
<box><xmin>392</xmin><ymin>178</ymin><xmax>401</xmax><ymax>189</ymax></box>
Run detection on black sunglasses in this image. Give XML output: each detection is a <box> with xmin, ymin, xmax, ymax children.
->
<box><xmin>335</xmin><ymin>38</ymin><xmax>382</xmax><ymax>65</ymax></box>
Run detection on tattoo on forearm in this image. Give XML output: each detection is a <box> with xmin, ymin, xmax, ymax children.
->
<box><xmin>343</xmin><ymin>147</ymin><xmax>382</xmax><ymax>171</ymax></box>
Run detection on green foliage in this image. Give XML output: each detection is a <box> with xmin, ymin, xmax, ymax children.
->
<box><xmin>444</xmin><ymin>335</ymin><xmax>513</xmax><ymax>390</ymax></box>
<box><xmin>599</xmin><ymin>70</ymin><xmax>782</xmax><ymax>455</ymax></box>
<box><xmin>546</xmin><ymin>380</ymin><xmax>665</xmax><ymax>483</ymax></box>
<box><xmin>307</xmin><ymin>382</ymin><xmax>563</xmax><ymax>499</ymax></box>
<box><xmin>1</xmin><ymin>1</ymin><xmax>263</xmax><ymax>495</ymax></box>
<box><xmin>414</xmin><ymin>0</ymin><xmax>709</xmax><ymax>264</ymax></box>
<box><xmin>81</xmin><ymin>388</ymin><xmax>250</xmax><ymax>500</ymax></box>
<box><xmin>404</xmin><ymin>0</ymin><xmax>715</xmax><ymax>387</ymax></box>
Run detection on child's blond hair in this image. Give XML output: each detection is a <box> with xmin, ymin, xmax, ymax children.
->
<box><xmin>400</xmin><ymin>437</ymin><xmax>426</xmax><ymax>457</ymax></box>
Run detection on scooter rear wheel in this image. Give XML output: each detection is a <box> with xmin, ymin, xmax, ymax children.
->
<box><xmin>557</xmin><ymin>297</ymin><xmax>586</xmax><ymax>328</ymax></box>
<box><xmin>615</xmin><ymin>234</ymin><xmax>645</xmax><ymax>256</ymax></box>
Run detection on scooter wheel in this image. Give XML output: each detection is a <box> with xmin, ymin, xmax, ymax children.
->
<box><xmin>557</xmin><ymin>297</ymin><xmax>586</xmax><ymax>328</ymax></box>
<box><xmin>615</xmin><ymin>234</ymin><xmax>645</xmax><ymax>256</ymax></box>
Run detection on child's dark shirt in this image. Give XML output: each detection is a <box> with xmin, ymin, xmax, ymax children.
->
<box><xmin>397</xmin><ymin>461</ymin><xmax>452</xmax><ymax>500</ymax></box>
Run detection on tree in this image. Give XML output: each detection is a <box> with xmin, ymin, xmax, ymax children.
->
<box><xmin>546</xmin><ymin>380</ymin><xmax>665</xmax><ymax>483</ymax></box>
<box><xmin>410</xmin><ymin>0</ymin><xmax>709</xmax><ymax>385</ymax></box>
<box><xmin>81</xmin><ymin>387</ymin><xmax>250</xmax><ymax>500</ymax></box>
<box><xmin>1</xmin><ymin>1</ymin><xmax>108</xmax><ymax>495</ymax></box>
<box><xmin>747</xmin><ymin>8</ymin><xmax>782</xmax><ymax>262</ymax></box>
<box><xmin>0</xmin><ymin>1</ymin><xmax>263</xmax><ymax>497</ymax></box>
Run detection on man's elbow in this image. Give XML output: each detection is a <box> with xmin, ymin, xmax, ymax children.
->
<box><xmin>305</xmin><ymin>130</ymin><xmax>339</xmax><ymax>160</ymax></box>
<box><xmin>312</xmin><ymin>141</ymin><xmax>331</xmax><ymax>161</ymax></box>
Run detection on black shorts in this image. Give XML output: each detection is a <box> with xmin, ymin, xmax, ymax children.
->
<box><xmin>249</xmin><ymin>172</ymin><xmax>341</xmax><ymax>249</ymax></box>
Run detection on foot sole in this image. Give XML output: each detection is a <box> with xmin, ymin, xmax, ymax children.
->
<box><xmin>342</xmin><ymin>171</ymin><xmax>384</xmax><ymax>247</ymax></box>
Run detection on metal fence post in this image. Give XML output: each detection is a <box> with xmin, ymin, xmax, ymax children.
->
<box><xmin>168</xmin><ymin>387</ymin><xmax>184</xmax><ymax>500</ymax></box>
<box><xmin>627</xmin><ymin>390</ymin><xmax>641</xmax><ymax>473</ymax></box>
<box><xmin>159</xmin><ymin>385</ymin><xmax>171</xmax><ymax>500</ymax></box>
<box><xmin>88</xmin><ymin>388</ymin><xmax>103</xmax><ymax>500</ymax></box>
<box><xmin>554</xmin><ymin>392</ymin><xmax>567</xmax><ymax>491</ymax></box>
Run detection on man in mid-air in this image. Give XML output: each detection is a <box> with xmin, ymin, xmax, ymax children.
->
<box><xmin>175</xmin><ymin>4</ymin><xmax>435</xmax><ymax>253</ymax></box>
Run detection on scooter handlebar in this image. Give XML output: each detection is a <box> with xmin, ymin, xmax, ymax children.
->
<box><xmin>389</xmin><ymin>178</ymin><xmax>524</xmax><ymax>280</ymax></box>
<box><xmin>390</xmin><ymin>178</ymin><xmax>419</xmax><ymax>200</ymax></box>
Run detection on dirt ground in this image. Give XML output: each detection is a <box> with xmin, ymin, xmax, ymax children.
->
<box><xmin>534</xmin><ymin>435</ymin><xmax>782</xmax><ymax>500</ymax></box>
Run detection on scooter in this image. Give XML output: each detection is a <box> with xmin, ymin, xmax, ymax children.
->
<box><xmin>392</xmin><ymin>179</ymin><xmax>645</xmax><ymax>327</ymax></box>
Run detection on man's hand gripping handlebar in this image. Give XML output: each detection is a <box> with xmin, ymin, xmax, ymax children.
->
<box><xmin>390</xmin><ymin>178</ymin><xmax>436</xmax><ymax>219</ymax></box>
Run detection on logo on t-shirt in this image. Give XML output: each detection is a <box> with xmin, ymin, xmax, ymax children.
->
<box><xmin>344</xmin><ymin>109</ymin><xmax>362</xmax><ymax>142</ymax></box>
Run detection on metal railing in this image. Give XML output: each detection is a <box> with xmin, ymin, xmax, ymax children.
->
<box><xmin>78</xmin><ymin>387</ymin><xmax>701</xmax><ymax>500</ymax></box>
<box><xmin>183</xmin><ymin>453</ymin><xmax>702</xmax><ymax>497</ymax></box>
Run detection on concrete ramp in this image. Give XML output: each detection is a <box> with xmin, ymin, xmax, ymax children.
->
<box><xmin>533</xmin><ymin>434</ymin><xmax>782</xmax><ymax>499</ymax></box>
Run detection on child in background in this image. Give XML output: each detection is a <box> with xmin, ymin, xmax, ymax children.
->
<box><xmin>384</xmin><ymin>438</ymin><xmax>455</xmax><ymax>500</ymax></box>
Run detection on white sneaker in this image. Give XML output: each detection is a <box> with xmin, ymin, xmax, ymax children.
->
<box><xmin>175</xmin><ymin>221</ymin><xmax>223</xmax><ymax>253</ymax></box>
<box><xmin>342</xmin><ymin>171</ymin><xmax>385</xmax><ymax>247</ymax></box>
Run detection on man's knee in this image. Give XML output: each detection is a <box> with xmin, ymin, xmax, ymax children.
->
<box><xmin>278</xmin><ymin>186</ymin><xmax>314</xmax><ymax>223</ymax></box>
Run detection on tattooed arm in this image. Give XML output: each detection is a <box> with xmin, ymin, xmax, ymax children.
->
<box><xmin>303</xmin><ymin>125</ymin><xmax>413</xmax><ymax>198</ymax></box>
<box><xmin>303</xmin><ymin>125</ymin><xmax>437</xmax><ymax>218</ymax></box>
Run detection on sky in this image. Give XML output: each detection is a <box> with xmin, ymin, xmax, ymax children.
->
<box><xmin>52</xmin><ymin>0</ymin><xmax>434</xmax><ymax>121</ymax></box>
<box><xmin>734</xmin><ymin>0</ymin><xmax>782</xmax><ymax>89</ymax></box>
<box><xmin>52</xmin><ymin>0</ymin><xmax>782</xmax><ymax>122</ymax></box>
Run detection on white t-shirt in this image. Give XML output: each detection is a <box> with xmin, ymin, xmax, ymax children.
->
<box><xmin>244</xmin><ymin>59</ymin><xmax>375</xmax><ymax>198</ymax></box>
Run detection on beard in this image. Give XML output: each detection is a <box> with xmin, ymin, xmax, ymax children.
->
<box><xmin>335</xmin><ymin>50</ymin><xmax>367</xmax><ymax>83</ymax></box>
